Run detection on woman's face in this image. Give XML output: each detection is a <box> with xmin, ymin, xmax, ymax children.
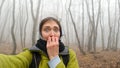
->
<box><xmin>41</xmin><ymin>20</ymin><xmax>60</xmax><ymax>40</ymax></box>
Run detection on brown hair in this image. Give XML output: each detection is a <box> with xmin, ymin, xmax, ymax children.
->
<box><xmin>39</xmin><ymin>17</ymin><xmax>62</xmax><ymax>37</ymax></box>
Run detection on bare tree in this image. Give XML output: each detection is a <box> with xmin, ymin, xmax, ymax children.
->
<box><xmin>68</xmin><ymin>0</ymin><xmax>85</xmax><ymax>55</ymax></box>
<box><xmin>64</xmin><ymin>0</ymin><xmax>70</xmax><ymax>46</ymax></box>
<box><xmin>106</xmin><ymin>0</ymin><xmax>112</xmax><ymax>50</ymax></box>
<box><xmin>93</xmin><ymin>0</ymin><xmax>101</xmax><ymax>52</ymax></box>
<box><xmin>30</xmin><ymin>0</ymin><xmax>41</xmax><ymax>46</ymax></box>
<box><xmin>17</xmin><ymin>0</ymin><xmax>29</xmax><ymax>48</ymax></box>
<box><xmin>85</xmin><ymin>0</ymin><xmax>101</xmax><ymax>53</ymax></box>
<box><xmin>11</xmin><ymin>0</ymin><xmax>17</xmax><ymax>54</ymax></box>
<box><xmin>4</xmin><ymin>10</ymin><xmax>11</xmax><ymax>44</ymax></box>
<box><xmin>100</xmin><ymin>11</ymin><xmax>105</xmax><ymax>51</ymax></box>
<box><xmin>114</xmin><ymin>0</ymin><xmax>120</xmax><ymax>51</ymax></box>
<box><xmin>111</xmin><ymin>0</ymin><xmax>117</xmax><ymax>50</ymax></box>
<box><xmin>23</xmin><ymin>0</ymin><xmax>29</xmax><ymax>48</ymax></box>
<box><xmin>85</xmin><ymin>0</ymin><xmax>93</xmax><ymax>52</ymax></box>
<box><xmin>0</xmin><ymin>0</ymin><xmax>5</xmax><ymax>17</ymax></box>
<box><xmin>91</xmin><ymin>0</ymin><xmax>96</xmax><ymax>52</ymax></box>
<box><xmin>0</xmin><ymin>0</ymin><xmax>6</xmax><ymax>32</ymax></box>
<box><xmin>0</xmin><ymin>9</ymin><xmax>9</xmax><ymax>45</ymax></box>
<box><xmin>18</xmin><ymin>0</ymin><xmax>24</xmax><ymax>48</ymax></box>
<box><xmin>81</xmin><ymin>0</ymin><xmax>85</xmax><ymax>50</ymax></box>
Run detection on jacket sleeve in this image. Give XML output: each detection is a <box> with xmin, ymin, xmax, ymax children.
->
<box><xmin>56</xmin><ymin>49</ymin><xmax>79</xmax><ymax>68</ymax></box>
<box><xmin>0</xmin><ymin>50</ymin><xmax>32</xmax><ymax>68</ymax></box>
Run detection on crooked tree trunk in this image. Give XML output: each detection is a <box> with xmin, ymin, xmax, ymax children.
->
<box><xmin>68</xmin><ymin>0</ymin><xmax>85</xmax><ymax>55</ymax></box>
<box><xmin>11</xmin><ymin>0</ymin><xmax>17</xmax><ymax>54</ymax></box>
<box><xmin>30</xmin><ymin>0</ymin><xmax>41</xmax><ymax>46</ymax></box>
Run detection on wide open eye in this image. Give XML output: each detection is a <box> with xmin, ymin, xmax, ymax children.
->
<box><xmin>43</xmin><ymin>27</ymin><xmax>51</xmax><ymax>32</ymax></box>
<box><xmin>53</xmin><ymin>28</ymin><xmax>60</xmax><ymax>32</ymax></box>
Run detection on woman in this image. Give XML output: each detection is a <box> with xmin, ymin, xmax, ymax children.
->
<box><xmin>0</xmin><ymin>17</ymin><xmax>79</xmax><ymax>68</ymax></box>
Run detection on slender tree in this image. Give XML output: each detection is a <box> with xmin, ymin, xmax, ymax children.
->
<box><xmin>81</xmin><ymin>0</ymin><xmax>85</xmax><ymax>50</ymax></box>
<box><xmin>0</xmin><ymin>0</ymin><xmax>6</xmax><ymax>17</ymax></box>
<box><xmin>107</xmin><ymin>0</ymin><xmax>112</xmax><ymax>50</ymax></box>
<box><xmin>111</xmin><ymin>0</ymin><xmax>117</xmax><ymax>50</ymax></box>
<box><xmin>30</xmin><ymin>0</ymin><xmax>41</xmax><ymax>46</ymax></box>
<box><xmin>85</xmin><ymin>0</ymin><xmax>101</xmax><ymax>53</ymax></box>
<box><xmin>85</xmin><ymin>0</ymin><xmax>93</xmax><ymax>52</ymax></box>
<box><xmin>100</xmin><ymin>10</ymin><xmax>105</xmax><ymax>51</ymax></box>
<box><xmin>114</xmin><ymin>0</ymin><xmax>120</xmax><ymax>51</ymax></box>
<box><xmin>68</xmin><ymin>0</ymin><xmax>85</xmax><ymax>55</ymax></box>
<box><xmin>18</xmin><ymin>0</ymin><xmax>24</xmax><ymax>48</ymax></box>
<box><xmin>23</xmin><ymin>0</ymin><xmax>29</xmax><ymax>47</ymax></box>
<box><xmin>93</xmin><ymin>0</ymin><xmax>101</xmax><ymax>52</ymax></box>
<box><xmin>65</xmin><ymin>0</ymin><xmax>70</xmax><ymax>46</ymax></box>
<box><xmin>11</xmin><ymin>0</ymin><xmax>17</xmax><ymax>54</ymax></box>
<box><xmin>0</xmin><ymin>9</ymin><xmax>9</xmax><ymax>45</ymax></box>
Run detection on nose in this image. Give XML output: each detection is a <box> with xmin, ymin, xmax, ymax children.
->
<box><xmin>50</xmin><ymin>30</ymin><xmax>55</xmax><ymax>37</ymax></box>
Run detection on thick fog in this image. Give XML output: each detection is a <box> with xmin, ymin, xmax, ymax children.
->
<box><xmin>0</xmin><ymin>0</ymin><xmax>120</xmax><ymax>53</ymax></box>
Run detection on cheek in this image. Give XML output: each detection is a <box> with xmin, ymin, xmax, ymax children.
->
<box><xmin>56</xmin><ymin>33</ymin><xmax>60</xmax><ymax>37</ymax></box>
<box><xmin>54</xmin><ymin>32</ymin><xmax>60</xmax><ymax>39</ymax></box>
<box><xmin>41</xmin><ymin>32</ymin><xmax>49</xmax><ymax>40</ymax></box>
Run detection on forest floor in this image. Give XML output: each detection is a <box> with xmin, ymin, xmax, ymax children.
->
<box><xmin>71</xmin><ymin>45</ymin><xmax>120</xmax><ymax>68</ymax></box>
<box><xmin>77</xmin><ymin>50</ymin><xmax>120</xmax><ymax>68</ymax></box>
<box><xmin>0</xmin><ymin>44</ymin><xmax>120</xmax><ymax>68</ymax></box>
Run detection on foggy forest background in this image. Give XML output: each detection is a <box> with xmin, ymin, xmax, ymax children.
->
<box><xmin>0</xmin><ymin>0</ymin><xmax>120</xmax><ymax>56</ymax></box>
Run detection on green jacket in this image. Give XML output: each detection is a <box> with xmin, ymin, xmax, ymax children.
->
<box><xmin>0</xmin><ymin>47</ymin><xmax>79</xmax><ymax>68</ymax></box>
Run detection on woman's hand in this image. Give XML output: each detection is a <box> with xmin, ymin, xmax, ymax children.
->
<box><xmin>46</xmin><ymin>36</ymin><xmax>59</xmax><ymax>60</ymax></box>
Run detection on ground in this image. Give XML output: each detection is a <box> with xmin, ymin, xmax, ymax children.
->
<box><xmin>77</xmin><ymin>51</ymin><xmax>120</xmax><ymax>68</ymax></box>
<box><xmin>0</xmin><ymin>44</ymin><xmax>120</xmax><ymax>68</ymax></box>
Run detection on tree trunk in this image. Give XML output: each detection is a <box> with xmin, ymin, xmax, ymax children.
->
<box><xmin>68</xmin><ymin>0</ymin><xmax>85</xmax><ymax>55</ymax></box>
<box><xmin>11</xmin><ymin>0</ymin><xmax>17</xmax><ymax>54</ymax></box>
<box><xmin>81</xmin><ymin>0</ymin><xmax>85</xmax><ymax>50</ymax></box>
<box><xmin>0</xmin><ymin>10</ymin><xmax>9</xmax><ymax>45</ymax></box>
<box><xmin>100</xmin><ymin>11</ymin><xmax>105</xmax><ymax>51</ymax></box>
<box><xmin>93</xmin><ymin>0</ymin><xmax>101</xmax><ymax>53</ymax></box>
<box><xmin>107</xmin><ymin>0</ymin><xmax>112</xmax><ymax>51</ymax></box>
<box><xmin>30</xmin><ymin>0</ymin><xmax>41</xmax><ymax>46</ymax></box>
<box><xmin>85</xmin><ymin>0</ymin><xmax>93</xmax><ymax>52</ymax></box>
<box><xmin>114</xmin><ymin>0</ymin><xmax>120</xmax><ymax>51</ymax></box>
<box><xmin>0</xmin><ymin>0</ymin><xmax>5</xmax><ymax>17</ymax></box>
<box><xmin>23</xmin><ymin>0</ymin><xmax>29</xmax><ymax>48</ymax></box>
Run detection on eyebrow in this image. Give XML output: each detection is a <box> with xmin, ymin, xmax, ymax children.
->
<box><xmin>43</xmin><ymin>26</ymin><xmax>59</xmax><ymax>28</ymax></box>
<box><xmin>54</xmin><ymin>26</ymin><xmax>59</xmax><ymax>29</ymax></box>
